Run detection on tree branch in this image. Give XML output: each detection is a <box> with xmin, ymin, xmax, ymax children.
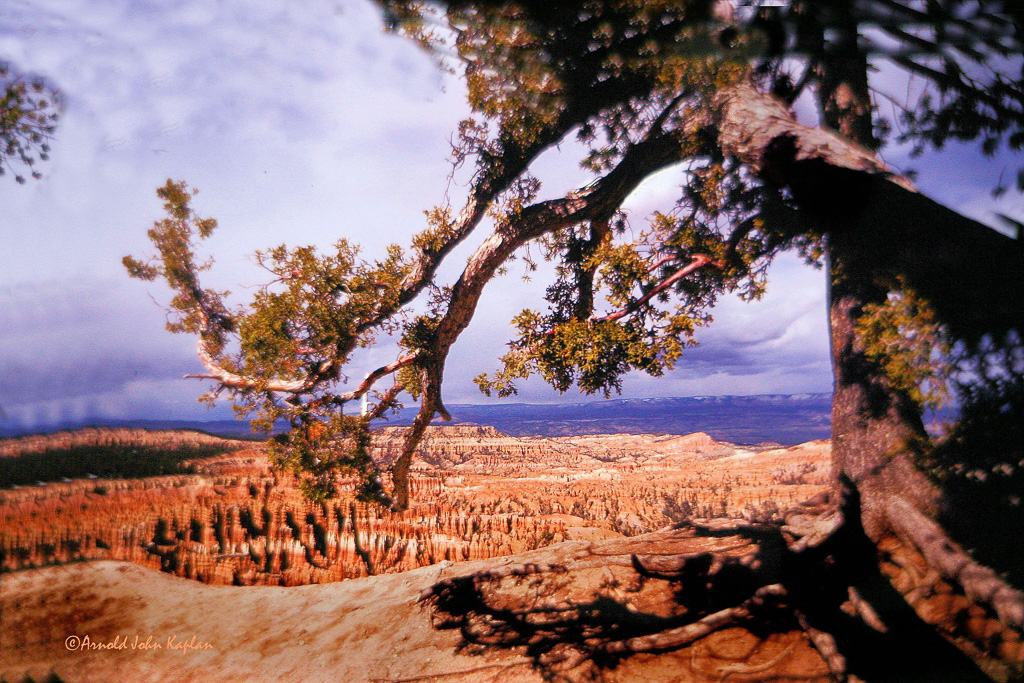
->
<box><xmin>795</xmin><ymin>610</ymin><xmax>849</xmax><ymax>683</ymax></box>
<box><xmin>715</xmin><ymin>79</ymin><xmax>911</xmax><ymax>188</ymax></box>
<box><xmin>387</xmin><ymin>129</ymin><xmax>693</xmax><ymax>509</ymax></box>
<box><xmin>183</xmin><ymin>301</ymin><xmax>316</xmax><ymax>393</ymax></box>
<box><xmin>596</xmin><ymin>254</ymin><xmax>723</xmax><ymax>325</ymax></box>
<box><xmin>336</xmin><ymin>353</ymin><xmax>421</xmax><ymax>403</ymax></box>
<box><xmin>886</xmin><ymin>496</ymin><xmax>1024</xmax><ymax>630</ymax></box>
<box><xmin>383</xmin><ymin>87</ymin><xmax>660</xmax><ymax>332</ymax></box>
<box><xmin>362</xmin><ymin>382</ymin><xmax>405</xmax><ymax>422</ymax></box>
<box><xmin>714</xmin><ymin>77</ymin><xmax>1023</xmax><ymax>343</ymax></box>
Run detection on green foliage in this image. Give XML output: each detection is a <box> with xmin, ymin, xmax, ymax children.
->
<box><xmin>855</xmin><ymin>285</ymin><xmax>954</xmax><ymax>412</ymax></box>
<box><xmin>267</xmin><ymin>413</ymin><xmax>390</xmax><ymax>505</ymax></box>
<box><xmin>418</xmin><ymin>3</ymin><xmax>787</xmax><ymax>400</ymax></box>
<box><xmin>0</xmin><ymin>443</ymin><xmax>232</xmax><ymax>489</ymax></box>
<box><xmin>126</xmin><ymin>181</ymin><xmax>416</xmax><ymax>505</ymax></box>
<box><xmin>238</xmin><ymin>240</ymin><xmax>408</xmax><ymax>382</ymax></box>
<box><xmin>489</xmin><ymin>315</ymin><xmax>689</xmax><ymax>398</ymax></box>
<box><xmin>123</xmin><ymin>180</ymin><xmax>233</xmax><ymax>352</ymax></box>
<box><xmin>0</xmin><ymin>62</ymin><xmax>60</xmax><ymax>184</ymax></box>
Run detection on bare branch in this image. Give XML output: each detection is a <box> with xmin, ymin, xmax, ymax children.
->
<box><xmin>363</xmin><ymin>382</ymin><xmax>405</xmax><ymax>422</ymax></box>
<box><xmin>183</xmin><ymin>300</ymin><xmax>316</xmax><ymax>393</ymax></box>
<box><xmin>886</xmin><ymin>496</ymin><xmax>1024</xmax><ymax>630</ymax></box>
<box><xmin>337</xmin><ymin>353</ymin><xmax>420</xmax><ymax>403</ymax></box>
<box><xmin>186</xmin><ymin>335</ymin><xmax>315</xmax><ymax>394</ymax></box>
<box><xmin>795</xmin><ymin>610</ymin><xmax>849</xmax><ymax>683</ymax></box>
<box><xmin>714</xmin><ymin>78</ymin><xmax>915</xmax><ymax>190</ymax></box>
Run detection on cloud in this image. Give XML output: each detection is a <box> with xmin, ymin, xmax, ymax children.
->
<box><xmin>0</xmin><ymin>1</ymin><xmax>837</xmax><ymax>430</ymax></box>
<box><xmin>434</xmin><ymin>253</ymin><xmax>831</xmax><ymax>405</ymax></box>
<box><xmin>1</xmin><ymin>0</ymin><xmax>469</xmax><ymax>284</ymax></box>
<box><xmin>0</xmin><ymin>277</ymin><xmax>207</xmax><ymax>427</ymax></box>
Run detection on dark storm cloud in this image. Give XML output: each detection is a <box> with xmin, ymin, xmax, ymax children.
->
<box><xmin>436</xmin><ymin>254</ymin><xmax>834</xmax><ymax>405</ymax></box>
<box><xmin>0</xmin><ymin>351</ymin><xmax>190</xmax><ymax>405</ymax></box>
<box><xmin>0</xmin><ymin>277</ymin><xmax>197</xmax><ymax>410</ymax></box>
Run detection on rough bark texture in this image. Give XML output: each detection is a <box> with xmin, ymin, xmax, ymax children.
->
<box><xmin>818</xmin><ymin>8</ymin><xmax>944</xmax><ymax>543</ymax></box>
<box><xmin>714</xmin><ymin>75</ymin><xmax>1023</xmax><ymax>542</ymax></box>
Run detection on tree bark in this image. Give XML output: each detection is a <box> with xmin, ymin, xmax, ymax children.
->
<box><xmin>714</xmin><ymin>76</ymin><xmax>1023</xmax><ymax>539</ymax></box>
<box><xmin>711</xmin><ymin>0</ymin><xmax>1024</xmax><ymax>637</ymax></box>
<box><xmin>815</xmin><ymin>4</ymin><xmax>936</xmax><ymax>536</ymax></box>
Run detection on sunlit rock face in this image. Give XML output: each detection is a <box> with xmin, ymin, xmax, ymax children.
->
<box><xmin>0</xmin><ymin>426</ymin><xmax>829</xmax><ymax>586</ymax></box>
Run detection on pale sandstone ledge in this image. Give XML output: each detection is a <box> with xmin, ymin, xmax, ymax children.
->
<box><xmin>0</xmin><ymin>529</ymin><xmax>830</xmax><ymax>683</ymax></box>
<box><xmin>7</xmin><ymin>557</ymin><xmax>530</xmax><ymax>683</ymax></box>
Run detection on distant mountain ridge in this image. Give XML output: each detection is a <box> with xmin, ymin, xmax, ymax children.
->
<box><xmin>1</xmin><ymin>393</ymin><xmax>832</xmax><ymax>445</ymax></box>
<box><xmin>409</xmin><ymin>394</ymin><xmax>832</xmax><ymax>444</ymax></box>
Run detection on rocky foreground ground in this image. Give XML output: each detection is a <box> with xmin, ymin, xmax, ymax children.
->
<box><xmin>4</xmin><ymin>521</ymin><xmax>1019</xmax><ymax>683</ymax></box>
<box><xmin>3</xmin><ymin>529</ymin><xmax>835</xmax><ymax>683</ymax></box>
<box><xmin>3</xmin><ymin>427</ymin><xmax>1018</xmax><ymax>682</ymax></box>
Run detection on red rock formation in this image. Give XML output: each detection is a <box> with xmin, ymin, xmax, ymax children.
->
<box><xmin>0</xmin><ymin>426</ymin><xmax>830</xmax><ymax>587</ymax></box>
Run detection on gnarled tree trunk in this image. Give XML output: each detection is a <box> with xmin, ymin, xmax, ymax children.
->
<box><xmin>423</xmin><ymin>40</ymin><xmax>1024</xmax><ymax>683</ymax></box>
<box><xmin>814</xmin><ymin>0</ymin><xmax>941</xmax><ymax>540</ymax></box>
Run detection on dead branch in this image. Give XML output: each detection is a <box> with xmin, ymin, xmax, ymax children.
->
<box><xmin>363</xmin><ymin>382</ymin><xmax>405</xmax><ymax>422</ymax></box>
<box><xmin>795</xmin><ymin>610</ymin><xmax>849</xmax><ymax>683</ymax></box>
<box><xmin>187</xmin><ymin>320</ymin><xmax>419</xmax><ymax>405</ymax></box>
<box><xmin>187</xmin><ymin>308</ymin><xmax>317</xmax><ymax>393</ymax></box>
<box><xmin>337</xmin><ymin>353</ymin><xmax>420</xmax><ymax>403</ymax></box>
<box><xmin>714</xmin><ymin>78</ymin><xmax>911</xmax><ymax>189</ymax></box>
<box><xmin>784</xmin><ymin>510</ymin><xmax>844</xmax><ymax>552</ymax></box>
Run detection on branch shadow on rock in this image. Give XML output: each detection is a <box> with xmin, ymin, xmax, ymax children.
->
<box><xmin>422</xmin><ymin>500</ymin><xmax>995</xmax><ymax>682</ymax></box>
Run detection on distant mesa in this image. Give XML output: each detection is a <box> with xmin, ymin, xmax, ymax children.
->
<box><xmin>0</xmin><ymin>427</ymin><xmax>249</xmax><ymax>458</ymax></box>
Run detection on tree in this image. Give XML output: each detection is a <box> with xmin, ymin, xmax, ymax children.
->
<box><xmin>126</xmin><ymin>1</ymin><xmax>1023</xmax><ymax>678</ymax></box>
<box><xmin>0</xmin><ymin>62</ymin><xmax>59</xmax><ymax>184</ymax></box>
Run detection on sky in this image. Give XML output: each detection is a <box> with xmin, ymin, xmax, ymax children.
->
<box><xmin>0</xmin><ymin>1</ymin><xmax>1019</xmax><ymax>431</ymax></box>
